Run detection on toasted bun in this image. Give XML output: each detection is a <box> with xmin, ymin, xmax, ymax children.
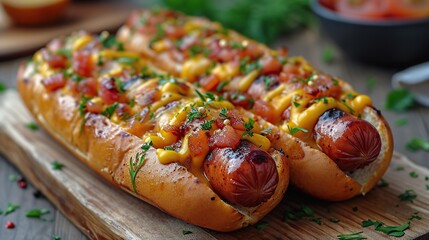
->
<box><xmin>17</xmin><ymin>63</ymin><xmax>289</xmax><ymax>232</ymax></box>
<box><xmin>117</xmin><ymin>10</ymin><xmax>394</xmax><ymax>201</ymax></box>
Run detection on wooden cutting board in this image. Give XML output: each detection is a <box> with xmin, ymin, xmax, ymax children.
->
<box><xmin>0</xmin><ymin>2</ymin><xmax>133</xmax><ymax>59</ymax></box>
<box><xmin>1</xmin><ymin>90</ymin><xmax>428</xmax><ymax>240</ymax></box>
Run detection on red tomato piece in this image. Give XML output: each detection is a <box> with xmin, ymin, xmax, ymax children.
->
<box><xmin>336</xmin><ymin>0</ymin><xmax>390</xmax><ymax>20</ymax></box>
<box><xmin>86</xmin><ymin>100</ymin><xmax>104</xmax><ymax>114</ymax></box>
<box><xmin>99</xmin><ymin>78</ymin><xmax>121</xmax><ymax>105</ymax></box>
<box><xmin>164</xmin><ymin>25</ymin><xmax>185</xmax><ymax>38</ymax></box>
<box><xmin>253</xmin><ymin>100</ymin><xmax>280</xmax><ymax>124</ymax></box>
<box><xmin>320</xmin><ymin>0</ymin><xmax>337</xmax><ymax>10</ymax></box>
<box><xmin>209</xmin><ymin>125</ymin><xmax>241</xmax><ymax>149</ymax></box>
<box><xmin>200</xmin><ymin>74</ymin><xmax>220</xmax><ymax>91</ymax></box>
<box><xmin>41</xmin><ymin>49</ymin><xmax>67</xmax><ymax>69</ymax></box>
<box><xmin>260</xmin><ymin>56</ymin><xmax>283</xmax><ymax>75</ymax></box>
<box><xmin>78</xmin><ymin>78</ymin><xmax>98</xmax><ymax>97</ymax></box>
<box><xmin>72</xmin><ymin>50</ymin><xmax>94</xmax><ymax>77</ymax></box>
<box><xmin>42</xmin><ymin>73</ymin><xmax>66</xmax><ymax>91</ymax></box>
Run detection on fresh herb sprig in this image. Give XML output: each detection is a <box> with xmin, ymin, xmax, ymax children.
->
<box><xmin>242</xmin><ymin>118</ymin><xmax>255</xmax><ymax>137</ymax></box>
<box><xmin>129</xmin><ymin>141</ymin><xmax>153</xmax><ymax>193</ymax></box>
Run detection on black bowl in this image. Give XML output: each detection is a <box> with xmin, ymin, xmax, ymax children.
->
<box><xmin>311</xmin><ymin>0</ymin><xmax>429</xmax><ymax>67</ymax></box>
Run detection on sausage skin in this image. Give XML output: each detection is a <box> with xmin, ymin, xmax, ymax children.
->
<box><xmin>204</xmin><ymin>141</ymin><xmax>279</xmax><ymax>207</ymax></box>
<box><xmin>314</xmin><ymin>108</ymin><xmax>382</xmax><ymax>172</ymax></box>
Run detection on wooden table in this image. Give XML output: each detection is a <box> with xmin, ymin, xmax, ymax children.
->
<box><xmin>0</xmin><ymin>27</ymin><xmax>428</xmax><ymax>239</ymax></box>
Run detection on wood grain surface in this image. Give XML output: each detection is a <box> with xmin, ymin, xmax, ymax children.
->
<box><xmin>1</xmin><ymin>90</ymin><xmax>428</xmax><ymax>240</ymax></box>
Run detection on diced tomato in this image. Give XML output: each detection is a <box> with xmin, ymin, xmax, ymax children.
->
<box><xmin>303</xmin><ymin>75</ymin><xmax>342</xmax><ymax>99</ymax></box>
<box><xmin>260</xmin><ymin>56</ymin><xmax>283</xmax><ymax>75</ymax></box>
<box><xmin>388</xmin><ymin>0</ymin><xmax>429</xmax><ymax>18</ymax></box>
<box><xmin>336</xmin><ymin>0</ymin><xmax>390</xmax><ymax>20</ymax></box>
<box><xmin>41</xmin><ymin>49</ymin><xmax>67</xmax><ymax>69</ymax></box>
<box><xmin>72</xmin><ymin>50</ymin><xmax>94</xmax><ymax>77</ymax></box>
<box><xmin>209</xmin><ymin>125</ymin><xmax>241</xmax><ymax>149</ymax></box>
<box><xmin>200</xmin><ymin>74</ymin><xmax>220</xmax><ymax>91</ymax></box>
<box><xmin>99</xmin><ymin>78</ymin><xmax>121</xmax><ymax>105</ymax></box>
<box><xmin>253</xmin><ymin>100</ymin><xmax>281</xmax><ymax>124</ymax></box>
<box><xmin>229</xmin><ymin>91</ymin><xmax>254</xmax><ymax>109</ymax></box>
<box><xmin>42</xmin><ymin>73</ymin><xmax>66</xmax><ymax>91</ymax></box>
<box><xmin>164</xmin><ymin>25</ymin><xmax>185</xmax><ymax>38</ymax></box>
<box><xmin>279</xmin><ymin>72</ymin><xmax>295</xmax><ymax>83</ymax></box>
<box><xmin>239</xmin><ymin>43</ymin><xmax>264</xmax><ymax>61</ymax></box>
<box><xmin>188</xmin><ymin>130</ymin><xmax>210</xmax><ymax>157</ymax></box>
<box><xmin>78</xmin><ymin>78</ymin><xmax>98</xmax><ymax>97</ymax></box>
<box><xmin>86</xmin><ymin>100</ymin><xmax>104</xmax><ymax>114</ymax></box>
<box><xmin>215</xmin><ymin>109</ymin><xmax>246</xmax><ymax>131</ymax></box>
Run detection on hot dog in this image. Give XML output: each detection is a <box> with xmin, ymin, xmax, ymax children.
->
<box><xmin>117</xmin><ymin>9</ymin><xmax>394</xmax><ymax>201</ymax></box>
<box><xmin>17</xmin><ymin>31</ymin><xmax>290</xmax><ymax>232</ymax></box>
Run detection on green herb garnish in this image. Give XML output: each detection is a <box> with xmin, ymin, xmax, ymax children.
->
<box><xmin>263</xmin><ymin>76</ymin><xmax>274</xmax><ymax>90</ymax></box>
<box><xmin>396</xmin><ymin>165</ymin><xmax>405</xmax><ymax>171</ymax></box>
<box><xmin>26</xmin><ymin>122</ymin><xmax>39</xmax><ymax>131</ymax></box>
<box><xmin>115</xmin><ymin>78</ymin><xmax>125</xmax><ymax>93</ymax></box>
<box><xmin>117</xmin><ymin>57</ymin><xmax>138</xmax><ymax>65</ymax></box>
<box><xmin>52</xmin><ymin>235</ymin><xmax>61</xmax><ymax>240</ymax></box>
<box><xmin>408</xmin><ymin>212</ymin><xmax>421</xmax><ymax>221</ymax></box>
<box><xmin>385</xmin><ymin>88</ymin><xmax>415</xmax><ymax>112</ymax></box>
<box><xmin>293</xmin><ymin>101</ymin><xmax>300</xmax><ymax>107</ymax></box>
<box><xmin>216</xmin><ymin>81</ymin><xmax>230</xmax><ymax>92</ymax></box>
<box><xmin>0</xmin><ymin>81</ymin><xmax>7</xmax><ymax>93</ymax></box>
<box><xmin>101</xmin><ymin>103</ymin><xmax>119</xmax><ymax>118</ymax></box>
<box><xmin>399</xmin><ymin>189</ymin><xmax>417</xmax><ymax>202</ymax></box>
<box><xmin>25</xmin><ymin>208</ymin><xmax>50</xmax><ymax>218</ymax></box>
<box><xmin>242</xmin><ymin>118</ymin><xmax>255</xmax><ymax>137</ymax></box>
<box><xmin>406</xmin><ymin>138</ymin><xmax>429</xmax><ymax>152</ymax></box>
<box><xmin>219</xmin><ymin>108</ymin><xmax>229</xmax><ymax>118</ymax></box>
<box><xmin>311</xmin><ymin>217</ymin><xmax>322</xmax><ymax>225</ymax></box>
<box><xmin>322</xmin><ymin>46</ymin><xmax>334</xmax><ymax>64</ymax></box>
<box><xmin>164</xmin><ymin>146</ymin><xmax>175</xmax><ymax>151</ymax></box>
<box><xmin>261</xmin><ymin>128</ymin><xmax>272</xmax><ymax>135</ymax></box>
<box><xmin>255</xmin><ymin>221</ymin><xmax>268</xmax><ymax>230</ymax></box>
<box><xmin>129</xmin><ymin>141</ymin><xmax>152</xmax><ymax>193</ymax></box>
<box><xmin>337</xmin><ymin>231</ymin><xmax>366</xmax><ymax>240</ymax></box>
<box><xmin>287</xmin><ymin>125</ymin><xmax>308</xmax><ymax>135</ymax></box>
<box><xmin>150</xmin><ymin>23</ymin><xmax>165</xmax><ymax>44</ymax></box>
<box><xmin>182</xmin><ymin>230</ymin><xmax>192</xmax><ymax>235</ymax></box>
<box><xmin>409</xmin><ymin>171</ymin><xmax>418</xmax><ymax>178</ymax></box>
<box><xmin>187</xmin><ymin>105</ymin><xmax>204</xmax><ymax>123</ymax></box>
<box><xmin>79</xmin><ymin>96</ymin><xmax>92</xmax><ymax>116</ymax></box>
<box><xmin>52</xmin><ymin>161</ymin><xmax>64</xmax><ymax>170</ymax></box>
<box><xmin>8</xmin><ymin>174</ymin><xmax>18</xmax><ymax>182</ymax></box>
<box><xmin>395</xmin><ymin>118</ymin><xmax>408</xmax><ymax>127</ymax></box>
<box><xmin>378</xmin><ymin>179</ymin><xmax>389</xmax><ymax>188</ymax></box>
<box><xmin>4</xmin><ymin>202</ymin><xmax>20</xmax><ymax>215</ymax></box>
<box><xmin>201</xmin><ymin>120</ymin><xmax>214</xmax><ymax>130</ymax></box>
<box><xmin>362</xmin><ymin>219</ymin><xmax>410</xmax><ymax>237</ymax></box>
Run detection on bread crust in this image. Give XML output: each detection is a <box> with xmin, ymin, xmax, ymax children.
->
<box><xmin>117</xmin><ymin>10</ymin><xmax>394</xmax><ymax>201</ymax></box>
<box><xmin>17</xmin><ymin>63</ymin><xmax>289</xmax><ymax>232</ymax></box>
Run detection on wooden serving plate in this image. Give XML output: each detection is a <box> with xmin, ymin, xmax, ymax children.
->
<box><xmin>0</xmin><ymin>90</ymin><xmax>428</xmax><ymax>239</ymax></box>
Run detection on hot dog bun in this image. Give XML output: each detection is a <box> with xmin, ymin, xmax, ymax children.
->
<box><xmin>117</xmin><ymin>9</ymin><xmax>394</xmax><ymax>201</ymax></box>
<box><xmin>17</xmin><ymin>32</ymin><xmax>290</xmax><ymax>232</ymax></box>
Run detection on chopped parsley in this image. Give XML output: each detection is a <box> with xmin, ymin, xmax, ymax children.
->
<box><xmin>117</xmin><ymin>57</ymin><xmax>138</xmax><ymax>65</ymax></box>
<box><xmin>8</xmin><ymin>174</ymin><xmax>18</xmax><ymax>182</ymax></box>
<box><xmin>408</xmin><ymin>212</ymin><xmax>421</xmax><ymax>221</ymax></box>
<box><xmin>216</xmin><ymin>81</ymin><xmax>230</xmax><ymax>92</ymax></box>
<box><xmin>395</xmin><ymin>118</ymin><xmax>408</xmax><ymax>127</ymax></box>
<box><xmin>287</xmin><ymin>125</ymin><xmax>308</xmax><ymax>135</ymax></box>
<box><xmin>56</xmin><ymin>48</ymin><xmax>72</xmax><ymax>59</ymax></box>
<box><xmin>182</xmin><ymin>230</ymin><xmax>192</xmax><ymax>235</ymax></box>
<box><xmin>255</xmin><ymin>221</ymin><xmax>268</xmax><ymax>230</ymax></box>
<box><xmin>219</xmin><ymin>108</ymin><xmax>229</xmax><ymax>118</ymax></box>
<box><xmin>311</xmin><ymin>217</ymin><xmax>322</xmax><ymax>225</ymax></box>
<box><xmin>239</xmin><ymin>58</ymin><xmax>261</xmax><ymax>74</ymax></box>
<box><xmin>4</xmin><ymin>202</ymin><xmax>20</xmax><ymax>215</ymax></box>
<box><xmin>385</xmin><ymin>88</ymin><xmax>415</xmax><ymax>112</ymax></box>
<box><xmin>164</xmin><ymin>146</ymin><xmax>175</xmax><ymax>151</ymax></box>
<box><xmin>230</xmin><ymin>41</ymin><xmax>244</xmax><ymax>49</ymax></box>
<box><xmin>283</xmin><ymin>205</ymin><xmax>314</xmax><ymax>221</ymax></box>
<box><xmin>316</xmin><ymin>96</ymin><xmax>329</xmax><ymax>104</ymax></box>
<box><xmin>52</xmin><ymin>235</ymin><xmax>61</xmax><ymax>240</ymax></box>
<box><xmin>100</xmin><ymin>33</ymin><xmax>123</xmax><ymax>50</ymax></box>
<box><xmin>293</xmin><ymin>101</ymin><xmax>300</xmax><ymax>107</ymax></box>
<box><xmin>115</xmin><ymin>78</ymin><xmax>125</xmax><ymax>93</ymax></box>
<box><xmin>201</xmin><ymin>120</ymin><xmax>214</xmax><ymax>130</ymax></box>
<box><xmin>396</xmin><ymin>165</ymin><xmax>405</xmax><ymax>171</ymax></box>
<box><xmin>51</xmin><ymin>161</ymin><xmax>64</xmax><ymax>170</ymax></box>
<box><xmin>399</xmin><ymin>189</ymin><xmax>417</xmax><ymax>202</ymax></box>
<box><xmin>242</xmin><ymin>118</ymin><xmax>255</xmax><ymax>137</ymax></box>
<box><xmin>409</xmin><ymin>171</ymin><xmax>418</xmax><ymax>178</ymax></box>
<box><xmin>362</xmin><ymin>219</ymin><xmax>410</xmax><ymax>237</ymax></box>
<box><xmin>337</xmin><ymin>231</ymin><xmax>366</xmax><ymax>240</ymax></box>
<box><xmin>263</xmin><ymin>76</ymin><xmax>274</xmax><ymax>90</ymax></box>
<box><xmin>322</xmin><ymin>46</ymin><xmax>334</xmax><ymax>64</ymax></box>
<box><xmin>0</xmin><ymin>81</ymin><xmax>6</xmax><ymax>93</ymax></box>
<box><xmin>406</xmin><ymin>138</ymin><xmax>429</xmax><ymax>152</ymax></box>
<box><xmin>150</xmin><ymin>23</ymin><xmax>165</xmax><ymax>44</ymax></box>
<box><xmin>79</xmin><ymin>96</ymin><xmax>92</xmax><ymax>116</ymax></box>
<box><xmin>187</xmin><ymin>105</ymin><xmax>204</xmax><ymax>123</ymax></box>
<box><xmin>101</xmin><ymin>103</ymin><xmax>119</xmax><ymax>118</ymax></box>
<box><xmin>188</xmin><ymin>45</ymin><xmax>211</xmax><ymax>57</ymax></box>
<box><xmin>25</xmin><ymin>208</ymin><xmax>50</xmax><ymax>218</ymax></box>
<box><xmin>129</xmin><ymin>141</ymin><xmax>152</xmax><ymax>193</ymax></box>
<box><xmin>26</xmin><ymin>122</ymin><xmax>39</xmax><ymax>131</ymax></box>
<box><xmin>378</xmin><ymin>179</ymin><xmax>389</xmax><ymax>188</ymax></box>
<box><xmin>332</xmin><ymin>78</ymin><xmax>339</xmax><ymax>86</ymax></box>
